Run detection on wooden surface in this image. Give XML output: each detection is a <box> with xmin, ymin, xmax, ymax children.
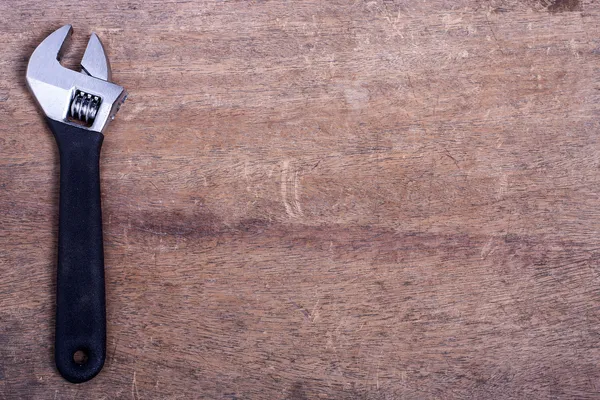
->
<box><xmin>1</xmin><ymin>0</ymin><xmax>600</xmax><ymax>398</ymax></box>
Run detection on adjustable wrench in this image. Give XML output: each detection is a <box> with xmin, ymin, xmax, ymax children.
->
<box><xmin>26</xmin><ymin>25</ymin><xmax>127</xmax><ymax>383</ymax></box>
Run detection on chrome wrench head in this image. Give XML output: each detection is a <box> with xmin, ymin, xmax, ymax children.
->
<box><xmin>26</xmin><ymin>25</ymin><xmax>127</xmax><ymax>133</ymax></box>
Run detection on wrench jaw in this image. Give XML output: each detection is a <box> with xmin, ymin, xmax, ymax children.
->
<box><xmin>81</xmin><ymin>33</ymin><xmax>112</xmax><ymax>82</ymax></box>
<box><xmin>26</xmin><ymin>25</ymin><xmax>127</xmax><ymax>133</ymax></box>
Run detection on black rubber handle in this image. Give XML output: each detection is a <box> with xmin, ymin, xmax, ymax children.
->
<box><xmin>47</xmin><ymin>118</ymin><xmax>106</xmax><ymax>383</ymax></box>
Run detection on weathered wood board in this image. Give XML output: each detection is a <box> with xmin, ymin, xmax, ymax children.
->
<box><xmin>1</xmin><ymin>0</ymin><xmax>600</xmax><ymax>398</ymax></box>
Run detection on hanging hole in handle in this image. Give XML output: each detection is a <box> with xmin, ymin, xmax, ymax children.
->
<box><xmin>73</xmin><ymin>349</ymin><xmax>89</xmax><ymax>365</ymax></box>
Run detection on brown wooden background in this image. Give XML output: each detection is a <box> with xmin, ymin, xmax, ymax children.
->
<box><xmin>2</xmin><ymin>0</ymin><xmax>600</xmax><ymax>398</ymax></box>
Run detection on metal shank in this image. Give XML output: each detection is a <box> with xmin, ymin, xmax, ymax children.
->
<box><xmin>26</xmin><ymin>25</ymin><xmax>126</xmax><ymax>133</ymax></box>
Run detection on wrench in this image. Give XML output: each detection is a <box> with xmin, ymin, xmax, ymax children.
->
<box><xmin>26</xmin><ymin>25</ymin><xmax>127</xmax><ymax>383</ymax></box>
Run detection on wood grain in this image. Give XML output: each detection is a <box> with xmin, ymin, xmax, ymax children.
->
<box><xmin>1</xmin><ymin>0</ymin><xmax>600</xmax><ymax>398</ymax></box>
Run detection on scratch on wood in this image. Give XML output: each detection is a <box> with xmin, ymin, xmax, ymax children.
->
<box><xmin>109</xmin><ymin>338</ymin><xmax>119</xmax><ymax>369</ymax></box>
<box><xmin>481</xmin><ymin>237</ymin><xmax>497</xmax><ymax>259</ymax></box>
<box><xmin>443</xmin><ymin>148</ymin><xmax>460</xmax><ymax>169</ymax></box>
<box><xmin>289</xmin><ymin>298</ymin><xmax>310</xmax><ymax>320</ymax></box>
<box><xmin>485</xmin><ymin>13</ymin><xmax>505</xmax><ymax>55</ymax></box>
<box><xmin>131</xmin><ymin>371</ymin><xmax>139</xmax><ymax>400</ymax></box>
<box><xmin>281</xmin><ymin>160</ymin><xmax>303</xmax><ymax>218</ymax></box>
